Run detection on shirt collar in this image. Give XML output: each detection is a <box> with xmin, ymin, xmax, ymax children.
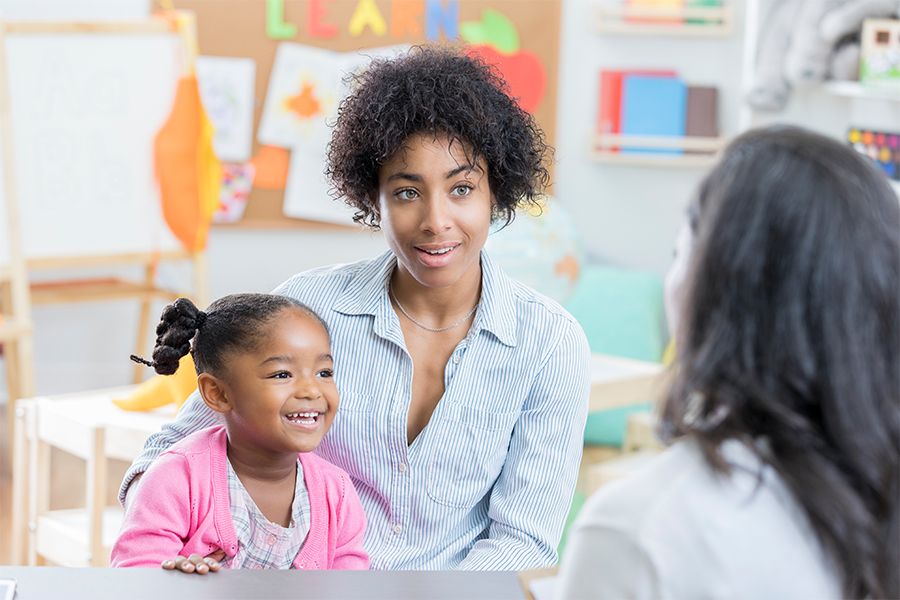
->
<box><xmin>332</xmin><ymin>249</ymin><xmax>518</xmax><ymax>347</ymax></box>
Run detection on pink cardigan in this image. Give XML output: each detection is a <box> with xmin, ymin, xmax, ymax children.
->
<box><xmin>111</xmin><ymin>426</ymin><xmax>368</xmax><ymax>570</ymax></box>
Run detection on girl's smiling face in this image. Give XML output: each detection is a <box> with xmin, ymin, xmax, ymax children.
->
<box><xmin>205</xmin><ymin>308</ymin><xmax>339</xmax><ymax>457</ymax></box>
<box><xmin>377</xmin><ymin>132</ymin><xmax>493</xmax><ymax>291</ymax></box>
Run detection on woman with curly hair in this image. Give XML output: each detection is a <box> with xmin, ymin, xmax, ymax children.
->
<box><xmin>557</xmin><ymin>127</ymin><xmax>899</xmax><ymax>598</ymax></box>
<box><xmin>121</xmin><ymin>44</ymin><xmax>591</xmax><ymax>571</ymax></box>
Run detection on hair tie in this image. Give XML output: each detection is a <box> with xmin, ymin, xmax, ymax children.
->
<box><xmin>195</xmin><ymin>311</ymin><xmax>207</xmax><ymax>328</ymax></box>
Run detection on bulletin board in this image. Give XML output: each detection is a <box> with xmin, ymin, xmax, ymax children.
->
<box><xmin>0</xmin><ymin>27</ymin><xmax>185</xmax><ymax>262</ymax></box>
<box><xmin>159</xmin><ymin>0</ymin><xmax>561</xmax><ymax>230</ymax></box>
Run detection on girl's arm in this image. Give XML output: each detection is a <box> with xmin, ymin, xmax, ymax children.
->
<box><xmin>111</xmin><ymin>453</ymin><xmax>196</xmax><ymax>568</ymax></box>
<box><xmin>118</xmin><ymin>388</ymin><xmax>220</xmax><ymax>506</ymax></box>
<box><xmin>331</xmin><ymin>474</ymin><xmax>370</xmax><ymax>570</ymax></box>
<box><xmin>457</xmin><ymin>318</ymin><xmax>591</xmax><ymax>570</ymax></box>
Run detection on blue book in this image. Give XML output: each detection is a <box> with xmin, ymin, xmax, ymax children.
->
<box><xmin>621</xmin><ymin>74</ymin><xmax>687</xmax><ymax>155</ymax></box>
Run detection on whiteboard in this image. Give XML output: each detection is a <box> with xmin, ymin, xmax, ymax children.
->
<box><xmin>0</xmin><ymin>32</ymin><xmax>184</xmax><ymax>264</ymax></box>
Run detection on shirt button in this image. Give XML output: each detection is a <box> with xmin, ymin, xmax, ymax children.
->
<box><xmin>253</xmin><ymin>564</ymin><xmax>263</xmax><ymax>570</ymax></box>
<box><xmin>452</xmin><ymin>355</ymin><xmax>461</xmax><ymax>364</ymax></box>
<box><xmin>298</xmin><ymin>561</ymin><xmax>305</xmax><ymax>569</ymax></box>
<box><xmin>393</xmin><ymin>524</ymin><xmax>403</xmax><ymax>535</ymax></box>
<box><xmin>266</xmin><ymin>534</ymin><xmax>277</xmax><ymax>546</ymax></box>
<box><xmin>398</xmin><ymin>463</ymin><xmax>407</xmax><ymax>472</ymax></box>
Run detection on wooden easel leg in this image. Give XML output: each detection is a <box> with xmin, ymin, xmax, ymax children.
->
<box><xmin>133</xmin><ymin>263</ymin><xmax>154</xmax><ymax>384</ymax></box>
<box><xmin>192</xmin><ymin>251</ymin><xmax>210</xmax><ymax>308</ymax></box>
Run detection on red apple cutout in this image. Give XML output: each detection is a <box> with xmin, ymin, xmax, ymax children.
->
<box><xmin>468</xmin><ymin>45</ymin><xmax>546</xmax><ymax>114</ymax></box>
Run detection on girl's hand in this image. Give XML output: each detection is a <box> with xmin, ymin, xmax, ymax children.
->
<box><xmin>161</xmin><ymin>553</ymin><xmax>222</xmax><ymax>574</ymax></box>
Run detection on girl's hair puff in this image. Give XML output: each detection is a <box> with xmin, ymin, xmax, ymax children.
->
<box><xmin>326</xmin><ymin>43</ymin><xmax>551</xmax><ymax>227</ymax></box>
<box><xmin>132</xmin><ymin>294</ymin><xmax>329</xmax><ymax>378</ymax></box>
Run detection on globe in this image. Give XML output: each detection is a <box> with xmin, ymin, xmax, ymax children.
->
<box><xmin>485</xmin><ymin>198</ymin><xmax>585</xmax><ymax>305</ymax></box>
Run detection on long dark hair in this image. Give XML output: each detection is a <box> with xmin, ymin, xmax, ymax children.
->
<box><xmin>661</xmin><ymin>126</ymin><xmax>899</xmax><ymax>599</ymax></box>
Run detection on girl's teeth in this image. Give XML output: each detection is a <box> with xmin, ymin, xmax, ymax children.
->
<box><xmin>424</xmin><ymin>246</ymin><xmax>453</xmax><ymax>255</ymax></box>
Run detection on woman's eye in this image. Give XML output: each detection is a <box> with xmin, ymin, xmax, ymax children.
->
<box><xmin>452</xmin><ymin>185</ymin><xmax>471</xmax><ymax>197</ymax></box>
<box><xmin>397</xmin><ymin>188</ymin><xmax>418</xmax><ymax>200</ymax></box>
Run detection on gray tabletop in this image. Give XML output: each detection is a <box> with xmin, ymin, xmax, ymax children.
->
<box><xmin>0</xmin><ymin>567</ymin><xmax>527</xmax><ymax>600</ymax></box>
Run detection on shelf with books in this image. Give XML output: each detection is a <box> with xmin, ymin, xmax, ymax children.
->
<box><xmin>595</xmin><ymin>2</ymin><xmax>733</xmax><ymax>37</ymax></box>
<box><xmin>589</xmin><ymin>133</ymin><xmax>725</xmax><ymax>167</ymax></box>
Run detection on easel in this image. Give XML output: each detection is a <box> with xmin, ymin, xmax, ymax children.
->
<box><xmin>0</xmin><ymin>18</ymin><xmax>209</xmax><ymax>564</ymax></box>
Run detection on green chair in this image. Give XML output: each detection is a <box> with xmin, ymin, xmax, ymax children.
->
<box><xmin>565</xmin><ymin>264</ymin><xmax>665</xmax><ymax>446</ymax></box>
<box><xmin>557</xmin><ymin>265</ymin><xmax>665</xmax><ymax>558</ymax></box>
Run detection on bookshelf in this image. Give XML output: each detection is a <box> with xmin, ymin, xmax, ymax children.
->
<box><xmin>594</xmin><ymin>2</ymin><xmax>733</xmax><ymax>37</ymax></box>
<box><xmin>590</xmin><ymin>133</ymin><xmax>725</xmax><ymax>167</ymax></box>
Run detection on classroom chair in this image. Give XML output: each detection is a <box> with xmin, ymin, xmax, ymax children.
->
<box><xmin>558</xmin><ymin>264</ymin><xmax>666</xmax><ymax>557</ymax></box>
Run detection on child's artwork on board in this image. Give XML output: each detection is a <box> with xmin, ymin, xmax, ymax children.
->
<box><xmin>257</xmin><ymin>43</ymin><xmax>340</xmax><ymax>151</ymax></box>
<box><xmin>282</xmin><ymin>148</ymin><xmax>356</xmax><ymax>225</ymax></box>
<box><xmin>257</xmin><ymin>43</ymin><xmax>407</xmax><ymax>151</ymax></box>
<box><xmin>257</xmin><ymin>42</ymin><xmax>406</xmax><ymax>223</ymax></box>
<box><xmin>195</xmin><ymin>56</ymin><xmax>256</xmax><ymax>163</ymax></box>
<box><xmin>213</xmin><ymin>162</ymin><xmax>256</xmax><ymax>223</ymax></box>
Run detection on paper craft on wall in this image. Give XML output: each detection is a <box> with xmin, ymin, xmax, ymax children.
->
<box><xmin>213</xmin><ymin>162</ymin><xmax>257</xmax><ymax>223</ymax></box>
<box><xmin>195</xmin><ymin>55</ymin><xmax>257</xmax><ymax>162</ymax></box>
<box><xmin>257</xmin><ymin>42</ymin><xmax>407</xmax><ymax>223</ymax></box>
<box><xmin>258</xmin><ymin>42</ymin><xmax>407</xmax><ymax>150</ymax></box>
<box><xmin>283</xmin><ymin>147</ymin><xmax>356</xmax><ymax>225</ymax></box>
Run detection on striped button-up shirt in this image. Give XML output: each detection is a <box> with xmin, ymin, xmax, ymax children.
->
<box><xmin>121</xmin><ymin>250</ymin><xmax>591</xmax><ymax>570</ymax></box>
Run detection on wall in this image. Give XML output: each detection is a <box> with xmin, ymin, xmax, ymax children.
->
<box><xmin>3</xmin><ymin>0</ymin><xmax>896</xmax><ymax>400</ymax></box>
<box><xmin>554</xmin><ymin>0</ymin><xmax>747</xmax><ymax>275</ymax></box>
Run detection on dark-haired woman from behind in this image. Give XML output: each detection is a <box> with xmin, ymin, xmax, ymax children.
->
<box><xmin>556</xmin><ymin>126</ymin><xmax>899</xmax><ymax>599</ymax></box>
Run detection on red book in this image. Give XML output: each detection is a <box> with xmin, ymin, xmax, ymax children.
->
<box><xmin>598</xmin><ymin>70</ymin><xmax>677</xmax><ymax>152</ymax></box>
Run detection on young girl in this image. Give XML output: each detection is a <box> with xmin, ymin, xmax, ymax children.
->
<box><xmin>557</xmin><ymin>127</ymin><xmax>899</xmax><ymax>598</ymax></box>
<box><xmin>111</xmin><ymin>294</ymin><xmax>369</xmax><ymax>571</ymax></box>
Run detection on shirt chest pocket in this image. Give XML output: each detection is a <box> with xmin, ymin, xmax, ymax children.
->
<box><xmin>317</xmin><ymin>390</ymin><xmax>372</xmax><ymax>482</ymax></box>
<box><xmin>426</xmin><ymin>403</ymin><xmax>518</xmax><ymax>509</ymax></box>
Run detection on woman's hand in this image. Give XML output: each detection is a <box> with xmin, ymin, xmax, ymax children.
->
<box><xmin>161</xmin><ymin>550</ymin><xmax>224</xmax><ymax>574</ymax></box>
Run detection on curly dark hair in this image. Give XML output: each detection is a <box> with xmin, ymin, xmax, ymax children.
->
<box><xmin>325</xmin><ymin>43</ymin><xmax>551</xmax><ymax>227</ymax></box>
<box><xmin>131</xmin><ymin>294</ymin><xmax>329</xmax><ymax>378</ymax></box>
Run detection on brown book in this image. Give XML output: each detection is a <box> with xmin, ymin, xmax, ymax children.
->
<box><xmin>685</xmin><ymin>86</ymin><xmax>718</xmax><ymax>138</ymax></box>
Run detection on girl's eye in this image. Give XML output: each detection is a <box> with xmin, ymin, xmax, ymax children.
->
<box><xmin>318</xmin><ymin>369</ymin><xmax>334</xmax><ymax>378</ymax></box>
<box><xmin>271</xmin><ymin>371</ymin><xmax>291</xmax><ymax>379</ymax></box>
<box><xmin>452</xmin><ymin>185</ymin><xmax>471</xmax><ymax>197</ymax></box>
<box><xmin>397</xmin><ymin>188</ymin><xmax>418</xmax><ymax>200</ymax></box>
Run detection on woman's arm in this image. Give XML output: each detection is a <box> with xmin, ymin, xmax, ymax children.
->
<box><xmin>118</xmin><ymin>388</ymin><xmax>221</xmax><ymax>506</ymax></box>
<box><xmin>457</xmin><ymin>319</ymin><xmax>591</xmax><ymax>570</ymax></box>
<box><xmin>111</xmin><ymin>453</ymin><xmax>196</xmax><ymax>568</ymax></box>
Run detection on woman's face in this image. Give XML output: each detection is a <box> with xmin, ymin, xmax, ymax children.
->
<box><xmin>664</xmin><ymin>218</ymin><xmax>695</xmax><ymax>340</ymax></box>
<box><xmin>376</xmin><ymin>132</ymin><xmax>493</xmax><ymax>291</ymax></box>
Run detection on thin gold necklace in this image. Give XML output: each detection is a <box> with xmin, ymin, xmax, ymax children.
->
<box><xmin>389</xmin><ymin>281</ymin><xmax>478</xmax><ymax>332</ymax></box>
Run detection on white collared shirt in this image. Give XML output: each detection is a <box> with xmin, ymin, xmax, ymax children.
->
<box><xmin>556</xmin><ymin>438</ymin><xmax>842</xmax><ymax>599</ymax></box>
<box><xmin>121</xmin><ymin>250</ymin><xmax>591</xmax><ymax>570</ymax></box>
